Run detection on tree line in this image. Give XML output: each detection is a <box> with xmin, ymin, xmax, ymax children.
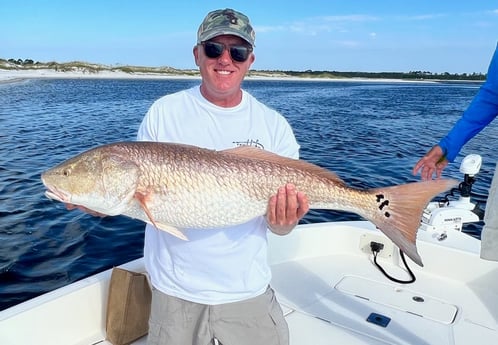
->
<box><xmin>278</xmin><ymin>70</ymin><xmax>486</xmax><ymax>81</ymax></box>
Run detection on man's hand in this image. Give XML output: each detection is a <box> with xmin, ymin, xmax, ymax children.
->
<box><xmin>266</xmin><ymin>183</ymin><xmax>309</xmax><ymax>235</ymax></box>
<box><xmin>412</xmin><ymin>145</ymin><xmax>449</xmax><ymax>180</ymax></box>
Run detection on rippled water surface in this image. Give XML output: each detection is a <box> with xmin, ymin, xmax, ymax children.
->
<box><xmin>1</xmin><ymin>78</ymin><xmax>495</xmax><ymax>310</ymax></box>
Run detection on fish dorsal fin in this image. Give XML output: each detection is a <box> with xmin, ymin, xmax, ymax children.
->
<box><xmin>222</xmin><ymin>146</ymin><xmax>345</xmax><ymax>184</ymax></box>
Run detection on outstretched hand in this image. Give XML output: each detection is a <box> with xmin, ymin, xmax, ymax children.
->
<box><xmin>266</xmin><ymin>183</ymin><xmax>310</xmax><ymax>235</ymax></box>
<box><xmin>412</xmin><ymin>145</ymin><xmax>449</xmax><ymax>180</ymax></box>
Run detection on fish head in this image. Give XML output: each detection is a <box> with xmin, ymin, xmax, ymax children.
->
<box><xmin>41</xmin><ymin>146</ymin><xmax>139</xmax><ymax>215</ymax></box>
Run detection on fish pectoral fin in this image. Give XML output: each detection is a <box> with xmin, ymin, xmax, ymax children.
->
<box><xmin>134</xmin><ymin>190</ymin><xmax>188</xmax><ymax>241</ymax></box>
<box><xmin>153</xmin><ymin>222</ymin><xmax>189</xmax><ymax>241</ymax></box>
<box><xmin>135</xmin><ymin>190</ymin><xmax>156</xmax><ymax>221</ymax></box>
<box><xmin>143</xmin><ymin>218</ymin><xmax>188</xmax><ymax>240</ymax></box>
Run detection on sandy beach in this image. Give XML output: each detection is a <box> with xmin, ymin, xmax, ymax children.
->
<box><xmin>0</xmin><ymin>68</ymin><xmax>204</xmax><ymax>84</ymax></box>
<box><xmin>0</xmin><ymin>68</ymin><xmax>438</xmax><ymax>84</ymax></box>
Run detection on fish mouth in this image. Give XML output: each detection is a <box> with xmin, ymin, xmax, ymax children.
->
<box><xmin>44</xmin><ymin>189</ymin><xmax>70</xmax><ymax>203</ymax></box>
<box><xmin>41</xmin><ymin>178</ymin><xmax>71</xmax><ymax>203</ymax></box>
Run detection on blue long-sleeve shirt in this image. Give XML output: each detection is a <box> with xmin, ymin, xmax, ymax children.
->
<box><xmin>438</xmin><ymin>43</ymin><xmax>498</xmax><ymax>162</ymax></box>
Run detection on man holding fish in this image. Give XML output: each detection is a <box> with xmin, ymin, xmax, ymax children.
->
<box><xmin>136</xmin><ymin>8</ymin><xmax>308</xmax><ymax>345</ymax></box>
<box><xmin>59</xmin><ymin>8</ymin><xmax>305</xmax><ymax>344</ymax></box>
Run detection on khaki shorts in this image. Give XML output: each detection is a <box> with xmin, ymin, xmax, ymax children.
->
<box><xmin>147</xmin><ymin>286</ymin><xmax>289</xmax><ymax>345</ymax></box>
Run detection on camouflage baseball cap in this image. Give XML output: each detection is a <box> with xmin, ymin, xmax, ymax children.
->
<box><xmin>197</xmin><ymin>8</ymin><xmax>255</xmax><ymax>46</ymax></box>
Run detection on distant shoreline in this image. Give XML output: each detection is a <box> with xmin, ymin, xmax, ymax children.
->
<box><xmin>0</xmin><ymin>68</ymin><xmax>454</xmax><ymax>85</ymax></box>
<box><xmin>1</xmin><ymin>58</ymin><xmax>487</xmax><ymax>85</ymax></box>
<box><xmin>0</xmin><ymin>69</ymin><xmax>201</xmax><ymax>84</ymax></box>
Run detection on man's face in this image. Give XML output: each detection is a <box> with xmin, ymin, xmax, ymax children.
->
<box><xmin>194</xmin><ymin>34</ymin><xmax>255</xmax><ymax>106</ymax></box>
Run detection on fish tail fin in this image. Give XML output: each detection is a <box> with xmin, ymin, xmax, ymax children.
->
<box><xmin>366</xmin><ymin>179</ymin><xmax>458</xmax><ymax>266</ymax></box>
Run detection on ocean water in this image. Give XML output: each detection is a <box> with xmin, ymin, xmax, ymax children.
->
<box><xmin>0</xmin><ymin>78</ymin><xmax>495</xmax><ymax>310</ymax></box>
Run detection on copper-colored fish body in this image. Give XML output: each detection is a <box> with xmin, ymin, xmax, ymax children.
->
<box><xmin>41</xmin><ymin>141</ymin><xmax>458</xmax><ymax>266</ymax></box>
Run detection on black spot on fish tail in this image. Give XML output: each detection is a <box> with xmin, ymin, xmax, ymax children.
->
<box><xmin>376</xmin><ymin>195</ymin><xmax>391</xmax><ymax>217</ymax></box>
<box><xmin>378</xmin><ymin>200</ymin><xmax>389</xmax><ymax>210</ymax></box>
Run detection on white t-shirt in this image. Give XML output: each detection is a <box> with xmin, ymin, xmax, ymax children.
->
<box><xmin>136</xmin><ymin>85</ymin><xmax>299</xmax><ymax>304</ymax></box>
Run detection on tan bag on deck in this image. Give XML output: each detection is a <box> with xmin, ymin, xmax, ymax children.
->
<box><xmin>106</xmin><ymin>267</ymin><xmax>152</xmax><ymax>345</ymax></box>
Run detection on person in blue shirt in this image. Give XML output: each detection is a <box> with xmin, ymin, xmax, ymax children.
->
<box><xmin>412</xmin><ymin>43</ymin><xmax>498</xmax><ymax>260</ymax></box>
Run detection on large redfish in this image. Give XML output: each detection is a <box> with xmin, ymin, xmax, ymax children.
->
<box><xmin>41</xmin><ymin>141</ymin><xmax>457</xmax><ymax>266</ymax></box>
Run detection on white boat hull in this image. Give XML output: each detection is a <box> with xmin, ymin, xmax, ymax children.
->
<box><xmin>1</xmin><ymin>221</ymin><xmax>497</xmax><ymax>345</ymax></box>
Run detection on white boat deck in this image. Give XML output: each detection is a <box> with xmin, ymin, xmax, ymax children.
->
<box><xmin>270</xmin><ymin>222</ymin><xmax>498</xmax><ymax>345</ymax></box>
<box><xmin>1</xmin><ymin>221</ymin><xmax>497</xmax><ymax>345</ymax></box>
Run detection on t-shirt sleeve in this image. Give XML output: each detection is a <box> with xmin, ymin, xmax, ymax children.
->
<box><xmin>136</xmin><ymin>105</ymin><xmax>158</xmax><ymax>141</ymax></box>
<box><xmin>274</xmin><ymin>115</ymin><xmax>301</xmax><ymax>159</ymax></box>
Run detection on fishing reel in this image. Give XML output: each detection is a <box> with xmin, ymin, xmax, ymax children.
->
<box><xmin>419</xmin><ymin>154</ymin><xmax>484</xmax><ymax>235</ymax></box>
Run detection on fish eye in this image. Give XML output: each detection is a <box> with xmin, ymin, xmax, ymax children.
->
<box><xmin>62</xmin><ymin>169</ymin><xmax>71</xmax><ymax>177</ymax></box>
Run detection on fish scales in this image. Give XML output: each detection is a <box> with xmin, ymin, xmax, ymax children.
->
<box><xmin>134</xmin><ymin>144</ymin><xmax>332</xmax><ymax>227</ymax></box>
<box><xmin>41</xmin><ymin>141</ymin><xmax>458</xmax><ymax>266</ymax></box>
<box><xmin>123</xmin><ymin>143</ymin><xmax>318</xmax><ymax>224</ymax></box>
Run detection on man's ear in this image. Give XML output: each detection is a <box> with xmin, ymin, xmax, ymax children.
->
<box><xmin>248</xmin><ymin>53</ymin><xmax>255</xmax><ymax>66</ymax></box>
<box><xmin>193</xmin><ymin>45</ymin><xmax>200</xmax><ymax>66</ymax></box>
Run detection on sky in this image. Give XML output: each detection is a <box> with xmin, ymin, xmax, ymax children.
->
<box><xmin>2</xmin><ymin>1</ymin><xmax>498</xmax><ymax>74</ymax></box>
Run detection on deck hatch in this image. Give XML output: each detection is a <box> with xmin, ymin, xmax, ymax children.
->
<box><xmin>335</xmin><ymin>276</ymin><xmax>458</xmax><ymax>324</ymax></box>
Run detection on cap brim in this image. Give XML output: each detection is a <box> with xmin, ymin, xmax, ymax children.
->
<box><xmin>198</xmin><ymin>29</ymin><xmax>254</xmax><ymax>46</ymax></box>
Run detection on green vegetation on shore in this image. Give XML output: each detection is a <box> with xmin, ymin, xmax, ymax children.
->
<box><xmin>1</xmin><ymin>58</ymin><xmax>487</xmax><ymax>81</ymax></box>
<box><xmin>276</xmin><ymin>69</ymin><xmax>486</xmax><ymax>81</ymax></box>
<box><xmin>0</xmin><ymin>58</ymin><xmax>199</xmax><ymax>77</ymax></box>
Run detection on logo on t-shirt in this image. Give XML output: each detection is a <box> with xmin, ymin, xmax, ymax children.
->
<box><xmin>233</xmin><ymin>139</ymin><xmax>264</xmax><ymax>149</ymax></box>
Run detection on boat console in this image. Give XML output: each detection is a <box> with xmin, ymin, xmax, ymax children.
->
<box><xmin>419</xmin><ymin>154</ymin><xmax>484</xmax><ymax>252</ymax></box>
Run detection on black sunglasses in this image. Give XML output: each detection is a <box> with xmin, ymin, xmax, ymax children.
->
<box><xmin>201</xmin><ymin>41</ymin><xmax>253</xmax><ymax>62</ymax></box>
